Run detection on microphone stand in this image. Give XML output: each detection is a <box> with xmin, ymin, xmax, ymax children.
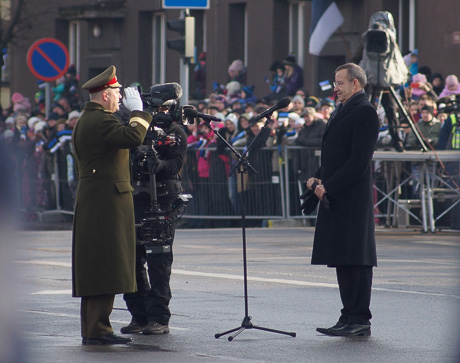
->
<box><xmin>203</xmin><ymin>116</ymin><xmax>296</xmax><ymax>341</ymax></box>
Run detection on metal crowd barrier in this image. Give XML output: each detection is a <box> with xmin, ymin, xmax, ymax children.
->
<box><xmin>15</xmin><ymin>144</ymin><xmax>460</xmax><ymax>231</ymax></box>
<box><xmin>372</xmin><ymin>150</ymin><xmax>460</xmax><ymax>232</ymax></box>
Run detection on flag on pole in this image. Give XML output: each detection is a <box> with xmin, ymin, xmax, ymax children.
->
<box><xmin>309</xmin><ymin>0</ymin><xmax>344</xmax><ymax>56</ymax></box>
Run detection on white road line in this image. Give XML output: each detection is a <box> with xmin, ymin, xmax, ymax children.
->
<box><xmin>15</xmin><ymin>260</ymin><xmax>71</xmax><ymax>267</ymax></box>
<box><xmin>31</xmin><ymin>290</ymin><xmax>72</xmax><ymax>295</ymax></box>
<box><xmin>18</xmin><ymin>260</ymin><xmax>459</xmax><ymax>299</ymax></box>
<box><xmin>173</xmin><ymin>269</ymin><xmax>338</xmax><ymax>288</ymax></box>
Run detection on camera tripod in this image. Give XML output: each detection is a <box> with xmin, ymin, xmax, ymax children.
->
<box><xmin>370</xmin><ymin>85</ymin><xmax>428</xmax><ymax>152</ymax></box>
<box><xmin>365</xmin><ymin>45</ymin><xmax>427</xmax><ymax>152</ymax></box>
<box><xmin>202</xmin><ymin>117</ymin><xmax>296</xmax><ymax>341</ymax></box>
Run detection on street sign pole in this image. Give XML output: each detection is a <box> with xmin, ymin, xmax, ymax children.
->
<box><xmin>181</xmin><ymin>58</ymin><xmax>189</xmax><ymax>104</ymax></box>
<box><xmin>45</xmin><ymin>82</ymin><xmax>51</xmax><ymax>118</ymax></box>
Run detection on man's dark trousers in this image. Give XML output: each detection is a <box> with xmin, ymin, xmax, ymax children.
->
<box><xmin>336</xmin><ymin>266</ymin><xmax>373</xmax><ymax>325</ymax></box>
<box><xmin>123</xmin><ymin>195</ymin><xmax>176</xmax><ymax>326</ymax></box>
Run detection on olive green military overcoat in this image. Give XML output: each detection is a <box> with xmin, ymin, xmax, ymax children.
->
<box><xmin>72</xmin><ymin>102</ymin><xmax>152</xmax><ymax>297</ymax></box>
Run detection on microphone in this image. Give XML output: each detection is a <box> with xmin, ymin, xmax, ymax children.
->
<box><xmin>252</xmin><ymin>97</ymin><xmax>291</xmax><ymax>122</ymax></box>
<box><xmin>183</xmin><ymin>108</ymin><xmax>222</xmax><ymax>122</ymax></box>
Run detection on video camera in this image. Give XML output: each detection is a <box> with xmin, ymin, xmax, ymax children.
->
<box><xmin>139</xmin><ymin>82</ymin><xmax>195</xmax><ymax>125</ymax></box>
<box><xmin>136</xmin><ymin>193</ymin><xmax>192</xmax><ymax>245</ymax></box>
<box><xmin>438</xmin><ymin>95</ymin><xmax>459</xmax><ymax>114</ymax></box>
<box><xmin>131</xmin><ymin>82</ymin><xmax>194</xmax><ymax>247</ymax></box>
<box><xmin>359</xmin><ymin>11</ymin><xmax>409</xmax><ymax>88</ymax></box>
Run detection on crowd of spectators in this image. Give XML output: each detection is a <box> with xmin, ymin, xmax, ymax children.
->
<box><xmin>0</xmin><ymin>65</ymin><xmax>81</xmax><ymax>220</ymax></box>
<box><xmin>1</xmin><ymin>52</ymin><xmax>459</xmax><ymax>226</ymax></box>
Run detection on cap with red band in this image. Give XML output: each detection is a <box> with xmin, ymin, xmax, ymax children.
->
<box><xmin>82</xmin><ymin>65</ymin><xmax>122</xmax><ymax>94</ymax></box>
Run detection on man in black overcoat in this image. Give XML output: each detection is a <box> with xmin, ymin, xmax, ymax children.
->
<box><xmin>306</xmin><ymin>63</ymin><xmax>379</xmax><ymax>337</ymax></box>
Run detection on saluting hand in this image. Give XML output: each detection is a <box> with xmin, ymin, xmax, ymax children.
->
<box><xmin>123</xmin><ymin>87</ymin><xmax>143</xmax><ymax>112</ymax></box>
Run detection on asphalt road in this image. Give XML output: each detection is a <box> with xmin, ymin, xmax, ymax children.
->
<box><xmin>2</xmin><ymin>227</ymin><xmax>460</xmax><ymax>362</ymax></box>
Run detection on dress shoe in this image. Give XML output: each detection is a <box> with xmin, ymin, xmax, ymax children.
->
<box><xmin>142</xmin><ymin>322</ymin><xmax>170</xmax><ymax>335</ymax></box>
<box><xmin>316</xmin><ymin>321</ymin><xmax>347</xmax><ymax>336</ymax></box>
<box><xmin>120</xmin><ymin>321</ymin><xmax>147</xmax><ymax>334</ymax></box>
<box><xmin>329</xmin><ymin>323</ymin><xmax>371</xmax><ymax>337</ymax></box>
<box><xmin>82</xmin><ymin>332</ymin><xmax>133</xmax><ymax>345</ymax></box>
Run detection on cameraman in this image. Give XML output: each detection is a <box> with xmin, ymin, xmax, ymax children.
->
<box><xmin>121</xmin><ymin>102</ymin><xmax>187</xmax><ymax>335</ymax></box>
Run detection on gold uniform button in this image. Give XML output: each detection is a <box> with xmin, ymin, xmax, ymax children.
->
<box><xmin>92</xmin><ymin>169</ymin><xmax>96</xmax><ymax>174</ymax></box>
<box><xmin>130</xmin><ymin>122</ymin><xmax>138</xmax><ymax>127</ymax></box>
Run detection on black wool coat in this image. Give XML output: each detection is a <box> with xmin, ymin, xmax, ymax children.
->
<box><xmin>311</xmin><ymin>92</ymin><xmax>379</xmax><ymax>267</ymax></box>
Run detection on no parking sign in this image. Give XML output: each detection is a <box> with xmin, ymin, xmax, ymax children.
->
<box><xmin>27</xmin><ymin>38</ymin><xmax>69</xmax><ymax>82</ymax></box>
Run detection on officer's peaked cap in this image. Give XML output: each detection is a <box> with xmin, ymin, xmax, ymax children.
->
<box><xmin>82</xmin><ymin>65</ymin><xmax>122</xmax><ymax>94</ymax></box>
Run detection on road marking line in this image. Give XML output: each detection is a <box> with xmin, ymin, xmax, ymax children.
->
<box><xmin>19</xmin><ymin>260</ymin><xmax>459</xmax><ymax>299</ymax></box>
<box><xmin>173</xmin><ymin>269</ymin><xmax>338</xmax><ymax>288</ymax></box>
<box><xmin>31</xmin><ymin>290</ymin><xmax>72</xmax><ymax>295</ymax></box>
<box><xmin>15</xmin><ymin>260</ymin><xmax>71</xmax><ymax>267</ymax></box>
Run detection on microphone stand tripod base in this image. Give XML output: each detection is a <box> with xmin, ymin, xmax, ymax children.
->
<box><xmin>215</xmin><ymin>316</ymin><xmax>296</xmax><ymax>341</ymax></box>
<box><xmin>211</xmin><ymin>118</ymin><xmax>296</xmax><ymax>342</ymax></box>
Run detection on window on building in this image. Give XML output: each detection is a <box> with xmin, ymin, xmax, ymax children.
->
<box><xmin>289</xmin><ymin>1</ymin><xmax>305</xmax><ymax>66</ymax></box>
<box><xmin>69</xmin><ymin>21</ymin><xmax>80</xmax><ymax>72</ymax></box>
<box><xmin>228</xmin><ymin>3</ymin><xmax>247</xmax><ymax>65</ymax></box>
<box><xmin>152</xmin><ymin>13</ymin><xmax>166</xmax><ymax>84</ymax></box>
<box><xmin>398</xmin><ymin>0</ymin><xmax>417</xmax><ymax>54</ymax></box>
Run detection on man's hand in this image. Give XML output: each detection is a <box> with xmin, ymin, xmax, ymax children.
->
<box><xmin>306</xmin><ymin>178</ymin><xmax>321</xmax><ymax>190</ymax></box>
<box><xmin>314</xmin><ymin>184</ymin><xmax>327</xmax><ymax>201</ymax></box>
<box><xmin>123</xmin><ymin>87</ymin><xmax>143</xmax><ymax>112</ymax></box>
<box><xmin>307</xmin><ymin>178</ymin><xmax>327</xmax><ymax>201</ymax></box>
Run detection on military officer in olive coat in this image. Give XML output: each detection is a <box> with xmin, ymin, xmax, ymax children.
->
<box><xmin>307</xmin><ymin>63</ymin><xmax>379</xmax><ymax>337</ymax></box>
<box><xmin>72</xmin><ymin>65</ymin><xmax>152</xmax><ymax>345</ymax></box>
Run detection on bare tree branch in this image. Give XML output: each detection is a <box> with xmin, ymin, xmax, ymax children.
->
<box><xmin>1</xmin><ymin>0</ymin><xmax>26</xmax><ymax>48</ymax></box>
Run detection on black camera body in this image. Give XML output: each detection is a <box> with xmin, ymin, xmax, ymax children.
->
<box><xmin>438</xmin><ymin>95</ymin><xmax>459</xmax><ymax>114</ymax></box>
<box><xmin>365</xmin><ymin>27</ymin><xmax>389</xmax><ymax>55</ymax></box>
<box><xmin>136</xmin><ymin>192</ymin><xmax>192</xmax><ymax>246</ymax></box>
<box><xmin>139</xmin><ymin>82</ymin><xmax>195</xmax><ymax>125</ymax></box>
<box><xmin>137</xmin><ymin>212</ymin><xmax>174</xmax><ymax>245</ymax></box>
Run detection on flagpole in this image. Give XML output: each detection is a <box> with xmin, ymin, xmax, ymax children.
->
<box><xmin>338</xmin><ymin>27</ymin><xmax>352</xmax><ymax>59</ymax></box>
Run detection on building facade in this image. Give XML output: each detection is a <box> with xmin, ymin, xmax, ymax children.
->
<box><xmin>5</xmin><ymin>0</ymin><xmax>460</xmax><ymax>107</ymax></box>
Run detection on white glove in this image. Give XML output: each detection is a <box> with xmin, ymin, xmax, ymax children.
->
<box><xmin>122</xmin><ymin>87</ymin><xmax>143</xmax><ymax>111</ymax></box>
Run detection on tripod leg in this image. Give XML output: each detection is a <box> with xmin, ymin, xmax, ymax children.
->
<box><xmin>215</xmin><ymin>326</ymin><xmax>242</xmax><ymax>339</ymax></box>
<box><xmin>388</xmin><ymin>86</ymin><xmax>428</xmax><ymax>152</ymax></box>
<box><xmin>381</xmin><ymin>90</ymin><xmax>405</xmax><ymax>152</ymax></box>
<box><xmin>252</xmin><ymin>325</ymin><xmax>297</xmax><ymax>337</ymax></box>
<box><xmin>228</xmin><ymin>327</ymin><xmax>246</xmax><ymax>341</ymax></box>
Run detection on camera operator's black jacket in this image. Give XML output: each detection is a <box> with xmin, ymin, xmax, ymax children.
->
<box><xmin>132</xmin><ymin>122</ymin><xmax>187</xmax><ymax>197</ymax></box>
<box><xmin>154</xmin><ymin>122</ymin><xmax>187</xmax><ymax>182</ymax></box>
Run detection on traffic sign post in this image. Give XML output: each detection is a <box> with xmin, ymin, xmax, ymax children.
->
<box><xmin>27</xmin><ymin>38</ymin><xmax>69</xmax><ymax>117</ymax></box>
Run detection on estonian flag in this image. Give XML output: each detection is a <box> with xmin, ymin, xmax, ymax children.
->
<box><xmin>309</xmin><ymin>0</ymin><xmax>344</xmax><ymax>55</ymax></box>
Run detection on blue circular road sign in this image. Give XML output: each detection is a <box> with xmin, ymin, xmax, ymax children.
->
<box><xmin>27</xmin><ymin>38</ymin><xmax>69</xmax><ymax>82</ymax></box>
